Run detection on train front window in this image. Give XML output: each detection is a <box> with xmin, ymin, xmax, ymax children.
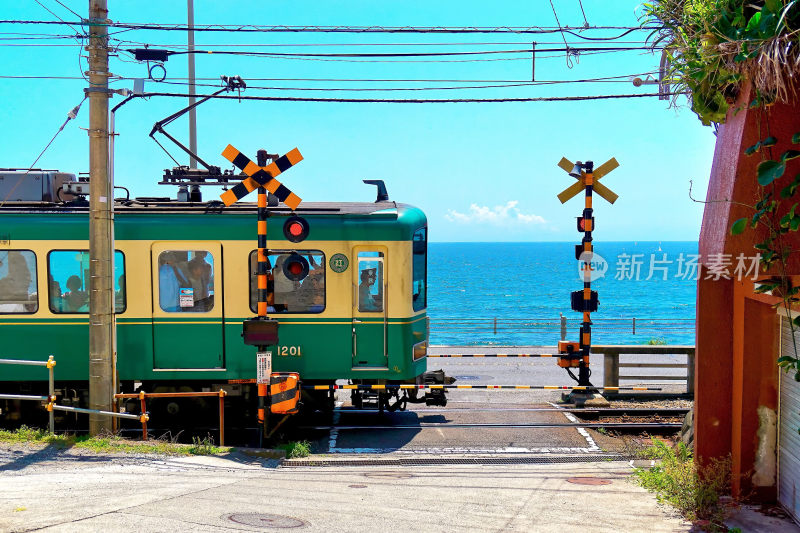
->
<box><xmin>358</xmin><ymin>251</ymin><xmax>384</xmax><ymax>313</ymax></box>
<box><xmin>157</xmin><ymin>250</ymin><xmax>214</xmax><ymax>313</ymax></box>
<box><xmin>249</xmin><ymin>250</ymin><xmax>325</xmax><ymax>314</ymax></box>
<box><xmin>0</xmin><ymin>250</ymin><xmax>37</xmax><ymax>314</ymax></box>
<box><xmin>48</xmin><ymin>250</ymin><xmax>126</xmax><ymax>313</ymax></box>
<box><xmin>412</xmin><ymin>227</ymin><xmax>427</xmax><ymax>311</ymax></box>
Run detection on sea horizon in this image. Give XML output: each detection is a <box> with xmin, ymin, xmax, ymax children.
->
<box><xmin>427</xmin><ymin>241</ymin><xmax>698</xmax><ymax>346</ymax></box>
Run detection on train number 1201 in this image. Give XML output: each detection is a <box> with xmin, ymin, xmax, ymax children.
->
<box><xmin>277</xmin><ymin>345</ymin><xmax>302</xmax><ymax>357</ymax></box>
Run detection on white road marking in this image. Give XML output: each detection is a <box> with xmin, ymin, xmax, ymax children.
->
<box><xmin>328</xmin><ymin>401</ymin><xmax>343</xmax><ymax>451</ymax></box>
<box><xmin>548</xmin><ymin>401</ymin><xmax>600</xmax><ymax>452</ymax></box>
<box><xmin>328</xmin><ymin>446</ymin><xmax>596</xmax><ymax>455</ymax></box>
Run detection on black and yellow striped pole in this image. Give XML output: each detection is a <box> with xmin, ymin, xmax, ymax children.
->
<box><xmin>255</xmin><ymin>150</ymin><xmax>271</xmax><ymax>434</ymax></box>
<box><xmin>557</xmin><ymin>157</ymin><xmax>619</xmax><ymax>389</ymax></box>
<box><xmin>577</xmin><ymin>162</ymin><xmax>594</xmax><ymax>387</ymax></box>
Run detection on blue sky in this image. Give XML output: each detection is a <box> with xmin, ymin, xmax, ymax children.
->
<box><xmin>0</xmin><ymin>1</ymin><xmax>717</xmax><ymax>242</ymax></box>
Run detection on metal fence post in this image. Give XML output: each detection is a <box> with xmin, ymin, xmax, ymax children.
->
<box><xmin>218</xmin><ymin>389</ymin><xmax>227</xmax><ymax>447</ymax></box>
<box><xmin>560</xmin><ymin>314</ymin><xmax>567</xmax><ymax>341</ymax></box>
<box><xmin>139</xmin><ymin>391</ymin><xmax>148</xmax><ymax>441</ymax></box>
<box><xmin>632</xmin><ymin>317</ymin><xmax>636</xmax><ymax>335</ymax></box>
<box><xmin>46</xmin><ymin>355</ymin><xmax>56</xmax><ymax>434</ymax></box>
<box><xmin>493</xmin><ymin>317</ymin><xmax>497</xmax><ymax>336</ymax></box>
<box><xmin>686</xmin><ymin>350</ymin><xmax>695</xmax><ymax>395</ymax></box>
<box><xmin>603</xmin><ymin>352</ymin><xmax>620</xmax><ymax>389</ymax></box>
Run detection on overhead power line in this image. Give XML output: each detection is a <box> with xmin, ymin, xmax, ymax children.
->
<box><xmin>0</xmin><ymin>20</ymin><xmax>659</xmax><ymax>36</ymax></box>
<box><xmin>134</xmin><ymin>91</ymin><xmax>672</xmax><ymax>104</ymax></box>
<box><xmin>129</xmin><ymin>45</ymin><xmax>654</xmax><ymax>59</ymax></box>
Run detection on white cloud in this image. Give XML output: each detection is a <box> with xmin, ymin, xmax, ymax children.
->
<box><xmin>445</xmin><ymin>201</ymin><xmax>546</xmax><ymax>225</ymax></box>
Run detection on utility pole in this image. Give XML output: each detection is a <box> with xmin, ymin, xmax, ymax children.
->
<box><xmin>187</xmin><ymin>0</ymin><xmax>198</xmax><ymax>168</ymax></box>
<box><xmin>87</xmin><ymin>0</ymin><xmax>114</xmax><ymax>435</ymax></box>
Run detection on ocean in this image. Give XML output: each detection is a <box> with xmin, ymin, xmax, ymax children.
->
<box><xmin>427</xmin><ymin>241</ymin><xmax>698</xmax><ymax>346</ymax></box>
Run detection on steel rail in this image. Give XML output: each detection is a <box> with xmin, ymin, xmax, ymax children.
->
<box><xmin>331</xmin><ymin>407</ymin><xmax>690</xmax><ymax>415</ymax></box>
<box><xmin>304</xmin><ymin>384</ymin><xmax>661</xmax><ymax>391</ymax></box>
<box><xmin>300</xmin><ymin>422</ymin><xmax>682</xmax><ymax>430</ymax></box>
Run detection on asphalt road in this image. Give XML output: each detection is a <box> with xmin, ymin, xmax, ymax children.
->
<box><xmin>0</xmin><ymin>447</ymin><xmax>692</xmax><ymax>533</ymax></box>
<box><xmin>292</xmin><ymin>347</ymin><xmax>690</xmax><ymax>455</ymax></box>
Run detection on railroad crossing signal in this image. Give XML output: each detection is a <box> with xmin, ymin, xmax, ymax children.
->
<box><xmin>219</xmin><ymin>144</ymin><xmax>303</xmax><ymax>208</ymax></box>
<box><xmin>219</xmin><ymin>144</ymin><xmax>305</xmax><ymax>442</ymax></box>
<box><xmin>556</xmin><ymin>157</ymin><xmax>619</xmax><ymax>204</ymax></box>
<box><xmin>555</xmin><ymin>157</ymin><xmax>620</xmax><ymax>396</ymax></box>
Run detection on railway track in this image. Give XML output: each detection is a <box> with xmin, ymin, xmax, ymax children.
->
<box><xmin>298</xmin><ymin>407</ymin><xmax>687</xmax><ymax>432</ymax></box>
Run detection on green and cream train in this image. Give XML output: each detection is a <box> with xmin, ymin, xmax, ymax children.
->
<box><xmin>0</xmin><ymin>170</ymin><xmax>439</xmax><ymax>426</ymax></box>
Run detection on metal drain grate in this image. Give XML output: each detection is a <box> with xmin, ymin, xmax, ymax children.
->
<box><xmin>281</xmin><ymin>454</ymin><xmax>624</xmax><ymax>467</ymax></box>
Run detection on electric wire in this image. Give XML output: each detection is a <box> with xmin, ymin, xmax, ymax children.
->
<box><xmin>135</xmin><ymin>45</ymin><xmax>655</xmax><ymax>58</ymax></box>
<box><xmin>578</xmin><ymin>0</ymin><xmax>589</xmax><ymax>27</ymax></box>
<box><xmin>52</xmin><ymin>0</ymin><xmax>82</xmax><ymax>19</ymax></box>
<box><xmin>0</xmin><ymin>97</ymin><xmax>86</xmax><ymax>208</ymax></box>
<box><xmin>109</xmin><ymin>38</ymin><xmax>655</xmax><ymax>48</ymax></box>
<box><xmin>0</xmin><ymin>20</ymin><xmax>661</xmax><ymax>34</ymax></box>
<box><xmin>135</xmin><ymin>90</ymin><xmax>672</xmax><ymax>104</ymax></box>
<box><xmin>548</xmin><ymin>0</ymin><xmax>573</xmax><ymax>68</ymax></box>
<box><xmin>31</xmin><ymin>1</ymin><xmax>83</xmax><ymax>42</ymax></box>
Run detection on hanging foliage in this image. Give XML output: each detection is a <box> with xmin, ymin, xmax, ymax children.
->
<box><xmin>643</xmin><ymin>0</ymin><xmax>800</xmax><ymax>125</ymax></box>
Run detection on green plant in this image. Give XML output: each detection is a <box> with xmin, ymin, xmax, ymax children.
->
<box><xmin>187</xmin><ymin>435</ymin><xmax>222</xmax><ymax>456</ymax></box>
<box><xmin>279</xmin><ymin>440</ymin><xmax>311</xmax><ymax>458</ymax></box>
<box><xmin>634</xmin><ymin>440</ymin><xmax>732</xmax><ymax>530</ymax></box>
<box><xmin>645</xmin><ymin>337</ymin><xmax>668</xmax><ymax>345</ymax></box>
<box><xmin>642</xmin><ymin>0</ymin><xmax>800</xmax><ymax>125</ymax></box>
<box><xmin>731</xmin><ymin>130</ymin><xmax>800</xmax><ymax>397</ymax></box>
<box><xmin>0</xmin><ymin>426</ymin><xmax>228</xmax><ymax>456</ymax></box>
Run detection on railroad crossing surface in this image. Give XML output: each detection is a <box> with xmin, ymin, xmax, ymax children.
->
<box><xmin>294</xmin><ymin>345</ymin><xmax>690</xmax><ymax>456</ymax></box>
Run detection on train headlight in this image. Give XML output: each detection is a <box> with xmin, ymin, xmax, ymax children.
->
<box><xmin>283</xmin><ymin>252</ymin><xmax>310</xmax><ymax>281</ymax></box>
<box><xmin>283</xmin><ymin>215</ymin><xmax>309</xmax><ymax>243</ymax></box>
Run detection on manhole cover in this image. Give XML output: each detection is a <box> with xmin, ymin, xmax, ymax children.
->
<box><xmin>227</xmin><ymin>513</ymin><xmax>307</xmax><ymax>528</ymax></box>
<box><xmin>348</xmin><ymin>484</ymin><xmax>367</xmax><ymax>488</ymax></box>
<box><xmin>566</xmin><ymin>477</ymin><xmax>612</xmax><ymax>486</ymax></box>
<box><xmin>363</xmin><ymin>471</ymin><xmax>414</xmax><ymax>479</ymax></box>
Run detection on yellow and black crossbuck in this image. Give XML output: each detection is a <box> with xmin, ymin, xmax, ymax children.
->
<box><xmin>556</xmin><ymin>156</ymin><xmax>619</xmax><ymax>204</ymax></box>
<box><xmin>219</xmin><ymin>144</ymin><xmax>304</xmax><ymax>208</ymax></box>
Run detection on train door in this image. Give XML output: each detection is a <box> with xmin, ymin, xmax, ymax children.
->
<box><xmin>352</xmin><ymin>248</ymin><xmax>388</xmax><ymax>368</ymax></box>
<box><xmin>151</xmin><ymin>242</ymin><xmax>224</xmax><ymax>369</ymax></box>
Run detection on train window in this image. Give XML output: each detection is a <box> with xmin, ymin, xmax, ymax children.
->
<box><xmin>358</xmin><ymin>251</ymin><xmax>384</xmax><ymax>313</ymax></box>
<box><xmin>0</xmin><ymin>250</ymin><xmax>38</xmax><ymax>314</ymax></box>
<box><xmin>158</xmin><ymin>250</ymin><xmax>214</xmax><ymax>313</ymax></box>
<box><xmin>412</xmin><ymin>227</ymin><xmax>427</xmax><ymax>311</ymax></box>
<box><xmin>249</xmin><ymin>250</ymin><xmax>325</xmax><ymax>314</ymax></box>
<box><xmin>48</xmin><ymin>250</ymin><xmax>126</xmax><ymax>313</ymax></box>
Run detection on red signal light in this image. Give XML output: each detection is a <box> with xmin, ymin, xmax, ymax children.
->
<box><xmin>283</xmin><ymin>215</ymin><xmax>309</xmax><ymax>243</ymax></box>
<box><xmin>282</xmin><ymin>252</ymin><xmax>310</xmax><ymax>281</ymax></box>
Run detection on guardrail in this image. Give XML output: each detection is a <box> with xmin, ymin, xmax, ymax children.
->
<box><xmin>428</xmin><ymin>316</ymin><xmax>695</xmax><ymax>344</ymax></box>
<box><xmin>115</xmin><ymin>390</ymin><xmax>228</xmax><ymax>445</ymax></box>
<box><xmin>1</xmin><ymin>355</ymin><xmax>149</xmax><ymax>436</ymax></box>
<box><xmin>0</xmin><ymin>356</ymin><xmax>56</xmax><ymax>433</ymax></box>
<box><xmin>593</xmin><ymin>345</ymin><xmax>695</xmax><ymax>395</ymax></box>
